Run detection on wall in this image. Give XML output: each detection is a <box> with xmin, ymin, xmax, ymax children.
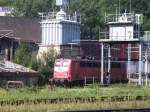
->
<box><xmin>109</xmin><ymin>24</ymin><xmax>134</xmax><ymax>41</ymax></box>
<box><xmin>0</xmin><ymin>72</ymin><xmax>38</xmax><ymax>87</ymax></box>
<box><xmin>41</xmin><ymin>20</ymin><xmax>80</xmax><ymax>46</ymax></box>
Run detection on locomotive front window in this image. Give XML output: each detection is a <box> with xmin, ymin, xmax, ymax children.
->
<box><xmin>55</xmin><ymin>62</ymin><xmax>61</xmax><ymax>67</ymax></box>
<box><xmin>54</xmin><ymin>60</ymin><xmax>70</xmax><ymax>72</ymax></box>
<box><xmin>63</xmin><ymin>62</ymin><xmax>69</xmax><ymax>67</ymax></box>
<box><xmin>55</xmin><ymin>61</ymin><xmax>70</xmax><ymax>67</ymax></box>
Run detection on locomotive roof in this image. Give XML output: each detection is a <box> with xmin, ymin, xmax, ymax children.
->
<box><xmin>55</xmin><ymin>58</ymin><xmax>126</xmax><ymax>63</ymax></box>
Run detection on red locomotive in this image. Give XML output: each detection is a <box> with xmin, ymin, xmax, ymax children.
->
<box><xmin>53</xmin><ymin>58</ymin><xmax>127</xmax><ymax>85</ymax></box>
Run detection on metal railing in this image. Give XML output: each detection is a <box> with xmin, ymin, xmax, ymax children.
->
<box><xmin>99</xmin><ymin>31</ymin><xmax>144</xmax><ymax>40</ymax></box>
<box><xmin>41</xmin><ymin>12</ymin><xmax>81</xmax><ymax>23</ymax></box>
<box><xmin>105</xmin><ymin>13</ymin><xmax>135</xmax><ymax>23</ymax></box>
<box><xmin>84</xmin><ymin>76</ymin><xmax>96</xmax><ymax>86</ymax></box>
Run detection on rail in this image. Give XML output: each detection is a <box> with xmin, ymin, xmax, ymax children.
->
<box><xmin>0</xmin><ymin>96</ymin><xmax>150</xmax><ymax>106</ymax></box>
<box><xmin>67</xmin><ymin>108</ymin><xmax>150</xmax><ymax>112</ymax></box>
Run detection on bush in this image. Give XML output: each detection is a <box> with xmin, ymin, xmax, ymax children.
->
<box><xmin>28</xmin><ymin>56</ymin><xmax>38</xmax><ymax>71</ymax></box>
<box><xmin>14</xmin><ymin>43</ymin><xmax>31</xmax><ymax>67</ymax></box>
<box><xmin>14</xmin><ymin>44</ymin><xmax>57</xmax><ymax>86</ymax></box>
<box><xmin>37</xmin><ymin>47</ymin><xmax>57</xmax><ymax>85</ymax></box>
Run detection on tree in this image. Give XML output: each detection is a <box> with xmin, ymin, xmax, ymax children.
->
<box><xmin>69</xmin><ymin>0</ymin><xmax>106</xmax><ymax>39</ymax></box>
<box><xmin>0</xmin><ymin>0</ymin><xmax>12</xmax><ymax>6</ymax></box>
<box><xmin>11</xmin><ymin>0</ymin><xmax>55</xmax><ymax>17</ymax></box>
<box><xmin>14</xmin><ymin>43</ymin><xmax>31</xmax><ymax>67</ymax></box>
<box><xmin>70</xmin><ymin>0</ymin><xmax>150</xmax><ymax>38</ymax></box>
<box><xmin>37</xmin><ymin>47</ymin><xmax>57</xmax><ymax>85</ymax></box>
<box><xmin>9</xmin><ymin>0</ymin><xmax>150</xmax><ymax>37</ymax></box>
<box><xmin>14</xmin><ymin>44</ymin><xmax>57</xmax><ymax>85</ymax></box>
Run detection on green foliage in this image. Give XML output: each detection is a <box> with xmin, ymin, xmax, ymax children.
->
<box><xmin>14</xmin><ymin>43</ymin><xmax>31</xmax><ymax>67</ymax></box>
<box><xmin>37</xmin><ymin>47</ymin><xmax>57</xmax><ymax>85</ymax></box>
<box><xmin>69</xmin><ymin>0</ymin><xmax>106</xmax><ymax>39</ymax></box>
<box><xmin>14</xmin><ymin>43</ymin><xmax>39</xmax><ymax>71</ymax></box>
<box><xmin>14</xmin><ymin>44</ymin><xmax>56</xmax><ymax>85</ymax></box>
<box><xmin>11</xmin><ymin>0</ymin><xmax>55</xmax><ymax>17</ymax></box>
<box><xmin>4</xmin><ymin>0</ymin><xmax>150</xmax><ymax>38</ymax></box>
<box><xmin>1</xmin><ymin>84</ymin><xmax>150</xmax><ymax>101</ymax></box>
<box><xmin>39</xmin><ymin>47</ymin><xmax>56</xmax><ymax>67</ymax></box>
<box><xmin>69</xmin><ymin>0</ymin><xmax>150</xmax><ymax>38</ymax></box>
<box><xmin>0</xmin><ymin>0</ymin><xmax>12</xmax><ymax>6</ymax></box>
<box><xmin>28</xmin><ymin>56</ymin><xmax>38</xmax><ymax>71</ymax></box>
<box><xmin>143</xmin><ymin>19</ymin><xmax>150</xmax><ymax>31</ymax></box>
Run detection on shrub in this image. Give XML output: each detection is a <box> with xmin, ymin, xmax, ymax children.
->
<box><xmin>37</xmin><ymin>47</ymin><xmax>57</xmax><ymax>85</ymax></box>
<box><xmin>14</xmin><ymin>43</ymin><xmax>31</xmax><ymax>67</ymax></box>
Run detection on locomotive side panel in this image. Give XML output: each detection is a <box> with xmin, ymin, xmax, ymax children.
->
<box><xmin>53</xmin><ymin>59</ymin><xmax>127</xmax><ymax>84</ymax></box>
<box><xmin>110</xmin><ymin>62</ymin><xmax>127</xmax><ymax>82</ymax></box>
<box><xmin>70</xmin><ymin>60</ymin><xmax>81</xmax><ymax>81</ymax></box>
<box><xmin>70</xmin><ymin>60</ymin><xmax>101</xmax><ymax>82</ymax></box>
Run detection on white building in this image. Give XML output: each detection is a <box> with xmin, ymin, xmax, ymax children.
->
<box><xmin>38</xmin><ymin>1</ymin><xmax>80</xmax><ymax>58</ymax></box>
<box><xmin>41</xmin><ymin>9</ymin><xmax>80</xmax><ymax>46</ymax></box>
<box><xmin>105</xmin><ymin>13</ymin><xmax>143</xmax><ymax>41</ymax></box>
<box><xmin>0</xmin><ymin>7</ymin><xmax>13</xmax><ymax>16</ymax></box>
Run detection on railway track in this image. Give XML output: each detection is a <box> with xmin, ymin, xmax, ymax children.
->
<box><xmin>0</xmin><ymin>96</ymin><xmax>149</xmax><ymax>106</ymax></box>
<box><xmin>64</xmin><ymin>108</ymin><xmax>150</xmax><ymax>112</ymax></box>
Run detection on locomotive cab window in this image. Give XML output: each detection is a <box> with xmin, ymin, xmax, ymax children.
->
<box><xmin>80</xmin><ymin>61</ymin><xmax>100</xmax><ymax>68</ymax></box>
<box><xmin>87</xmin><ymin>62</ymin><xmax>92</xmax><ymax>67</ymax></box>
<box><xmin>80</xmin><ymin>61</ymin><xmax>86</xmax><ymax>67</ymax></box>
<box><xmin>93</xmin><ymin>62</ymin><xmax>101</xmax><ymax>67</ymax></box>
<box><xmin>80</xmin><ymin>61</ymin><xmax>92</xmax><ymax>67</ymax></box>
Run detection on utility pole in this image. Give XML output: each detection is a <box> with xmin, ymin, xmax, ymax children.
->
<box><xmin>107</xmin><ymin>44</ymin><xmax>111</xmax><ymax>84</ymax></box>
<box><xmin>119</xmin><ymin>0</ymin><xmax>120</xmax><ymax>15</ymax></box>
<box><xmin>138</xmin><ymin>44</ymin><xmax>142</xmax><ymax>85</ymax></box>
<box><xmin>145</xmin><ymin>49</ymin><xmax>148</xmax><ymax>86</ymax></box>
<box><xmin>101</xmin><ymin>43</ymin><xmax>104</xmax><ymax>84</ymax></box>
<box><xmin>127</xmin><ymin>44</ymin><xmax>131</xmax><ymax>79</ymax></box>
<box><xmin>130</xmin><ymin>0</ymin><xmax>132</xmax><ymax>13</ymax></box>
<box><xmin>108</xmin><ymin>45</ymin><xmax>111</xmax><ymax>73</ymax></box>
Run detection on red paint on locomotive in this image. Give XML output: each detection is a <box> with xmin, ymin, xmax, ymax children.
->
<box><xmin>53</xmin><ymin>59</ymin><xmax>127</xmax><ymax>83</ymax></box>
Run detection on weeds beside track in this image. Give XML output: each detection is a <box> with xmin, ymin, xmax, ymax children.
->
<box><xmin>0</xmin><ymin>96</ymin><xmax>149</xmax><ymax>106</ymax></box>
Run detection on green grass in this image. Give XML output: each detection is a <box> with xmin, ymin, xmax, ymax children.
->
<box><xmin>0</xmin><ymin>84</ymin><xmax>150</xmax><ymax>100</ymax></box>
<box><xmin>0</xmin><ymin>84</ymin><xmax>150</xmax><ymax>111</ymax></box>
<box><xmin>0</xmin><ymin>84</ymin><xmax>149</xmax><ymax>101</ymax></box>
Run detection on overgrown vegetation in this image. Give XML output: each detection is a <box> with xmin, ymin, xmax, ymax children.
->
<box><xmin>0</xmin><ymin>84</ymin><xmax>150</xmax><ymax>101</ymax></box>
<box><xmin>0</xmin><ymin>84</ymin><xmax>149</xmax><ymax>111</ymax></box>
<box><xmin>0</xmin><ymin>101</ymin><xmax>150</xmax><ymax>112</ymax></box>
<box><xmin>14</xmin><ymin>44</ymin><xmax>32</xmax><ymax>67</ymax></box>
<box><xmin>13</xmin><ymin>43</ymin><xmax>56</xmax><ymax>85</ymax></box>
<box><xmin>37</xmin><ymin>47</ymin><xmax>57</xmax><ymax>85</ymax></box>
